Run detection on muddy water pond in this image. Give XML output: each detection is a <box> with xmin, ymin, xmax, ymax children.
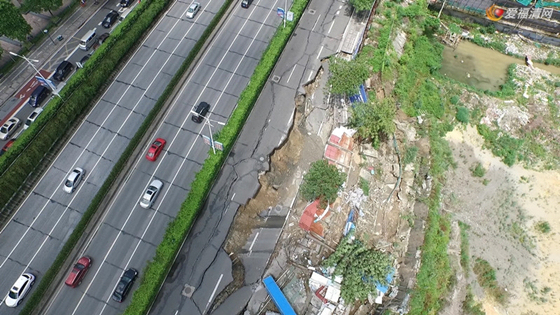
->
<box><xmin>440</xmin><ymin>41</ymin><xmax>560</xmax><ymax>91</ymax></box>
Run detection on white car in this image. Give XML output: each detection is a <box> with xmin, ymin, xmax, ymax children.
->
<box><xmin>0</xmin><ymin>117</ymin><xmax>21</xmax><ymax>140</ymax></box>
<box><xmin>24</xmin><ymin>108</ymin><xmax>43</xmax><ymax>130</ymax></box>
<box><xmin>139</xmin><ymin>179</ymin><xmax>163</xmax><ymax>208</ymax></box>
<box><xmin>5</xmin><ymin>273</ymin><xmax>35</xmax><ymax>307</ymax></box>
<box><xmin>64</xmin><ymin>167</ymin><xmax>86</xmax><ymax>193</ymax></box>
<box><xmin>185</xmin><ymin>2</ymin><xmax>200</xmax><ymax>19</ymax></box>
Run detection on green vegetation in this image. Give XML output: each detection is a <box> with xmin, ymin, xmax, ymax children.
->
<box><xmin>0</xmin><ymin>0</ymin><xmax>32</xmax><ymax>42</ymax></box>
<box><xmin>359</xmin><ymin>177</ymin><xmax>370</xmax><ymax>196</ymax></box>
<box><xmin>323</xmin><ymin>234</ymin><xmax>392</xmax><ymax>302</ymax></box>
<box><xmin>403</xmin><ymin>146</ymin><xmax>418</xmax><ymax>165</ymax></box>
<box><xmin>477</xmin><ymin>124</ymin><xmax>524</xmax><ymax>166</ymax></box>
<box><xmin>300</xmin><ymin>160</ymin><xmax>346</xmax><ymax>205</ymax></box>
<box><xmin>463</xmin><ymin>286</ymin><xmax>486</xmax><ymax>315</ymax></box>
<box><xmin>348</xmin><ymin>0</ymin><xmax>376</xmax><ymax>13</ymax></box>
<box><xmin>456</xmin><ymin>106</ymin><xmax>470</xmax><ymax>123</ymax></box>
<box><xmin>471</xmin><ymin>162</ymin><xmax>485</xmax><ymax>178</ymax></box>
<box><xmin>458</xmin><ymin>221</ymin><xmax>470</xmax><ymax>271</ymax></box>
<box><xmin>21</xmin><ymin>0</ymin><xmax>63</xmax><ymax>16</ymax></box>
<box><xmin>350</xmin><ymin>99</ymin><xmax>396</xmax><ymax>147</ymax></box>
<box><xmin>535</xmin><ymin>220</ymin><xmax>551</xmax><ymax>234</ymax></box>
<box><xmin>328</xmin><ymin>57</ymin><xmax>370</xmax><ymax>95</ymax></box>
<box><xmin>473</xmin><ymin>258</ymin><xmax>507</xmax><ymax>304</ymax></box>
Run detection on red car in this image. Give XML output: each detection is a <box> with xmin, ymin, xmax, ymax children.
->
<box><xmin>146</xmin><ymin>138</ymin><xmax>166</xmax><ymax>161</ymax></box>
<box><xmin>65</xmin><ymin>256</ymin><xmax>92</xmax><ymax>288</ymax></box>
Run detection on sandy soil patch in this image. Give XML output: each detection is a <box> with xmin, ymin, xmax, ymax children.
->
<box><xmin>443</xmin><ymin>125</ymin><xmax>560</xmax><ymax>315</ymax></box>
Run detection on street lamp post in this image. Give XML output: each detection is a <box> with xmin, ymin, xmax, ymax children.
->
<box><xmin>190</xmin><ymin>110</ymin><xmax>226</xmax><ymax>154</ymax></box>
<box><xmin>9</xmin><ymin>51</ymin><xmax>60</xmax><ymax>98</ymax></box>
<box><xmin>43</xmin><ymin>29</ymin><xmax>56</xmax><ymax>45</ymax></box>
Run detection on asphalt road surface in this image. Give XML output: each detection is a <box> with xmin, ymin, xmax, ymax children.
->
<box><xmin>149</xmin><ymin>0</ymin><xmax>351</xmax><ymax>314</ymax></box>
<box><xmin>40</xmin><ymin>0</ymin><xmax>291</xmax><ymax>314</ymax></box>
<box><xmin>0</xmin><ymin>0</ymin><xmax>137</xmax><ymax>148</ymax></box>
<box><xmin>0</xmin><ymin>0</ymin><xmax>226</xmax><ymax>313</ymax></box>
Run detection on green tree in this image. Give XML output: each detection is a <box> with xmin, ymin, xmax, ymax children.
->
<box><xmin>328</xmin><ymin>57</ymin><xmax>370</xmax><ymax>96</ymax></box>
<box><xmin>300</xmin><ymin>160</ymin><xmax>345</xmax><ymax>205</ymax></box>
<box><xmin>0</xmin><ymin>0</ymin><xmax>31</xmax><ymax>41</ymax></box>
<box><xmin>323</xmin><ymin>234</ymin><xmax>392</xmax><ymax>302</ymax></box>
<box><xmin>21</xmin><ymin>0</ymin><xmax>63</xmax><ymax>16</ymax></box>
<box><xmin>349</xmin><ymin>98</ymin><xmax>395</xmax><ymax>147</ymax></box>
<box><xmin>349</xmin><ymin>0</ymin><xmax>375</xmax><ymax>13</ymax></box>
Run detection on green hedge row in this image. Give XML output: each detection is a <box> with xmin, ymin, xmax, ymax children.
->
<box><xmin>123</xmin><ymin>0</ymin><xmax>311</xmax><ymax>313</ymax></box>
<box><xmin>18</xmin><ymin>0</ymin><xmax>175</xmax><ymax>313</ymax></box>
<box><xmin>0</xmin><ymin>0</ymin><xmax>165</xmax><ymax>211</ymax></box>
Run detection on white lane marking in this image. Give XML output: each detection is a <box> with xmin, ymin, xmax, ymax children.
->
<box><xmin>311</xmin><ymin>14</ymin><xmax>321</xmax><ymax>32</ymax></box>
<box><xmin>248</xmin><ymin>231</ymin><xmax>260</xmax><ymax>253</ymax></box>
<box><xmin>204</xmin><ymin>274</ymin><xmax>223</xmax><ymax>314</ymax></box>
<box><xmin>307</xmin><ymin>70</ymin><xmax>313</xmax><ymax>82</ymax></box>
<box><xmin>328</xmin><ymin>19</ymin><xmax>335</xmax><ymax>34</ymax></box>
<box><xmin>286</xmin><ymin>64</ymin><xmax>296</xmax><ymax>83</ymax></box>
<box><xmin>231</xmin><ymin>193</ymin><xmax>236</xmax><ymax>201</ymax></box>
<box><xmin>316</xmin><ymin>45</ymin><xmax>323</xmax><ymax>60</ymax></box>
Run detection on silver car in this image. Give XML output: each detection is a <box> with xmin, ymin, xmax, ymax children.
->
<box><xmin>64</xmin><ymin>167</ymin><xmax>86</xmax><ymax>193</ymax></box>
<box><xmin>185</xmin><ymin>2</ymin><xmax>200</xmax><ymax>19</ymax></box>
<box><xmin>0</xmin><ymin>117</ymin><xmax>21</xmax><ymax>140</ymax></box>
<box><xmin>5</xmin><ymin>272</ymin><xmax>35</xmax><ymax>307</ymax></box>
<box><xmin>139</xmin><ymin>179</ymin><xmax>163</xmax><ymax>208</ymax></box>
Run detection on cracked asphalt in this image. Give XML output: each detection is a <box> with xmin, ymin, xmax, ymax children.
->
<box><xmin>149</xmin><ymin>0</ymin><xmax>351</xmax><ymax>314</ymax></box>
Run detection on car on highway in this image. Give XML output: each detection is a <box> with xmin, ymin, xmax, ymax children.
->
<box><xmin>185</xmin><ymin>2</ymin><xmax>200</xmax><ymax>18</ymax></box>
<box><xmin>112</xmin><ymin>268</ymin><xmax>138</xmax><ymax>302</ymax></box>
<box><xmin>65</xmin><ymin>256</ymin><xmax>92</xmax><ymax>288</ymax></box>
<box><xmin>0</xmin><ymin>139</ymin><xmax>15</xmax><ymax>156</ymax></box>
<box><xmin>146</xmin><ymin>138</ymin><xmax>166</xmax><ymax>161</ymax></box>
<box><xmin>77</xmin><ymin>53</ymin><xmax>92</xmax><ymax>69</ymax></box>
<box><xmin>120</xmin><ymin>0</ymin><xmax>133</xmax><ymax>7</ymax></box>
<box><xmin>28</xmin><ymin>85</ymin><xmax>51</xmax><ymax>107</ymax></box>
<box><xmin>24</xmin><ymin>108</ymin><xmax>44</xmax><ymax>130</ymax></box>
<box><xmin>102</xmin><ymin>10</ymin><xmax>120</xmax><ymax>28</ymax></box>
<box><xmin>0</xmin><ymin>117</ymin><xmax>21</xmax><ymax>140</ymax></box>
<box><xmin>53</xmin><ymin>60</ymin><xmax>74</xmax><ymax>81</ymax></box>
<box><xmin>241</xmin><ymin>0</ymin><xmax>252</xmax><ymax>8</ymax></box>
<box><xmin>139</xmin><ymin>179</ymin><xmax>163</xmax><ymax>208</ymax></box>
<box><xmin>4</xmin><ymin>272</ymin><xmax>35</xmax><ymax>307</ymax></box>
<box><xmin>191</xmin><ymin>101</ymin><xmax>210</xmax><ymax>123</ymax></box>
<box><xmin>63</xmin><ymin>167</ymin><xmax>86</xmax><ymax>193</ymax></box>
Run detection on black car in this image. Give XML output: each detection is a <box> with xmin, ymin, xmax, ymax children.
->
<box><xmin>53</xmin><ymin>61</ymin><xmax>74</xmax><ymax>81</ymax></box>
<box><xmin>112</xmin><ymin>268</ymin><xmax>138</xmax><ymax>303</ymax></box>
<box><xmin>191</xmin><ymin>101</ymin><xmax>210</xmax><ymax>123</ymax></box>
<box><xmin>102</xmin><ymin>10</ymin><xmax>120</xmax><ymax>28</ymax></box>
<box><xmin>241</xmin><ymin>0</ymin><xmax>252</xmax><ymax>8</ymax></box>
<box><xmin>120</xmin><ymin>0</ymin><xmax>133</xmax><ymax>7</ymax></box>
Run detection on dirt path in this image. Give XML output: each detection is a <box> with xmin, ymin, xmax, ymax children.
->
<box><xmin>443</xmin><ymin>125</ymin><xmax>560</xmax><ymax>315</ymax></box>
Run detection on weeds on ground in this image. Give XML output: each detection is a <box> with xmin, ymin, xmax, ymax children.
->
<box><xmin>401</xmin><ymin>213</ymin><xmax>415</xmax><ymax>228</ymax></box>
<box><xmin>471</xmin><ymin>163</ymin><xmax>486</xmax><ymax>178</ymax></box>
<box><xmin>458</xmin><ymin>221</ymin><xmax>470</xmax><ymax>271</ymax></box>
<box><xmin>534</xmin><ymin>221</ymin><xmax>551</xmax><ymax>234</ymax></box>
<box><xmin>403</xmin><ymin>146</ymin><xmax>418</xmax><ymax>165</ymax></box>
<box><xmin>523</xmin><ymin>278</ymin><xmax>552</xmax><ymax>303</ymax></box>
<box><xmin>359</xmin><ymin>177</ymin><xmax>370</xmax><ymax>196</ymax></box>
<box><xmin>462</xmin><ymin>285</ymin><xmax>485</xmax><ymax>315</ymax></box>
<box><xmin>473</xmin><ymin>258</ymin><xmax>508</xmax><ymax>304</ymax></box>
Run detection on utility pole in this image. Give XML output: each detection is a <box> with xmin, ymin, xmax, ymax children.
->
<box><xmin>9</xmin><ymin>51</ymin><xmax>60</xmax><ymax>98</ymax></box>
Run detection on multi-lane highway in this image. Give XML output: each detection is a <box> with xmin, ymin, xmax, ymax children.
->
<box><xmin>41</xmin><ymin>1</ymin><xmax>291</xmax><ymax>314</ymax></box>
<box><xmin>0</xmin><ymin>1</ymin><xmax>138</xmax><ymax>149</ymax></box>
<box><xmin>0</xmin><ymin>0</ymin><xmax>227</xmax><ymax>313</ymax></box>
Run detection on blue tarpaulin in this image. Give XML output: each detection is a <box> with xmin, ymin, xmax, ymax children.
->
<box><xmin>375</xmin><ymin>269</ymin><xmax>395</xmax><ymax>294</ymax></box>
<box><xmin>349</xmin><ymin>84</ymin><xmax>368</xmax><ymax>104</ymax></box>
<box><xmin>263</xmin><ymin>276</ymin><xmax>297</xmax><ymax>315</ymax></box>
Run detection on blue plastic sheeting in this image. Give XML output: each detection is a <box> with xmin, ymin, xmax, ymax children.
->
<box><xmin>375</xmin><ymin>269</ymin><xmax>395</xmax><ymax>294</ymax></box>
<box><xmin>263</xmin><ymin>276</ymin><xmax>297</xmax><ymax>315</ymax></box>
<box><xmin>349</xmin><ymin>84</ymin><xmax>368</xmax><ymax>104</ymax></box>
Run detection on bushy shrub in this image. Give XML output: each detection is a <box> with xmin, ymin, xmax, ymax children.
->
<box><xmin>456</xmin><ymin>106</ymin><xmax>469</xmax><ymax>123</ymax></box>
